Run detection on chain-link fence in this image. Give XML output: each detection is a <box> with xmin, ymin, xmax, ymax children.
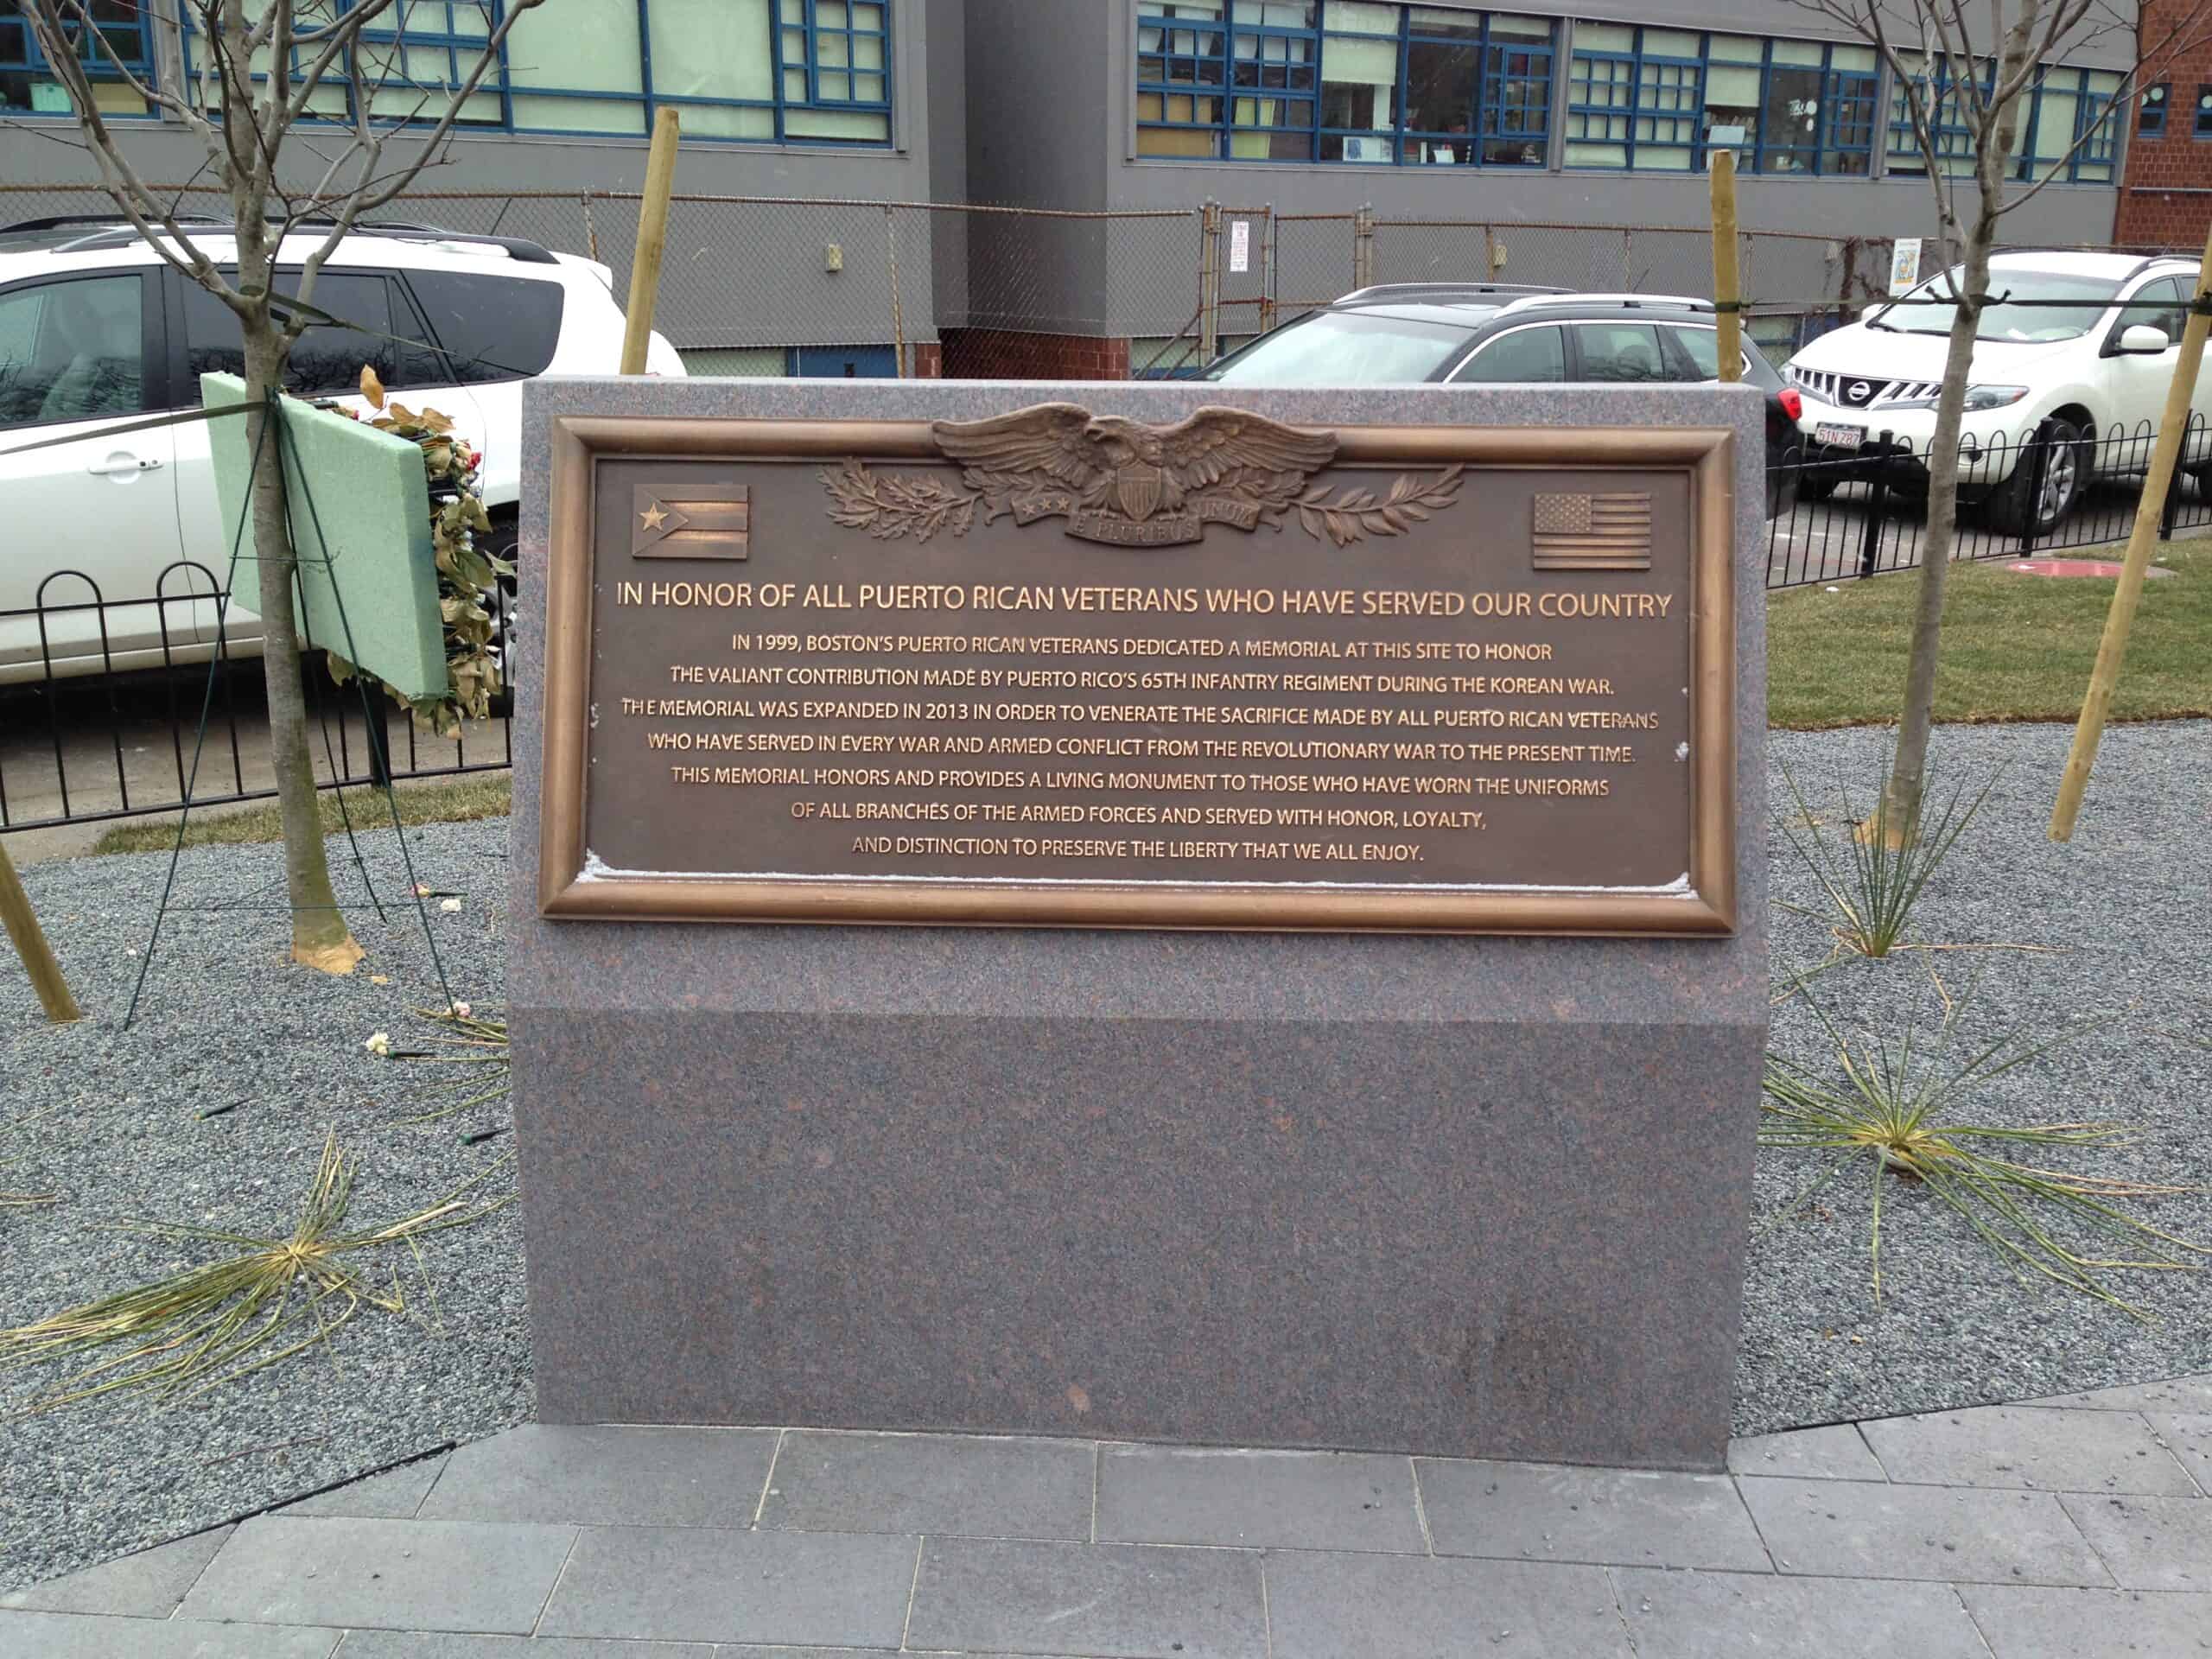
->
<box><xmin>3</xmin><ymin>180</ymin><xmax>2195</xmax><ymax>379</ymax></box>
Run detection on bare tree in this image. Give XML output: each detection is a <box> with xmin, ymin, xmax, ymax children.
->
<box><xmin>1790</xmin><ymin>0</ymin><xmax>2207</xmax><ymax>836</ymax></box>
<box><xmin>21</xmin><ymin>0</ymin><xmax>543</xmax><ymax>972</ymax></box>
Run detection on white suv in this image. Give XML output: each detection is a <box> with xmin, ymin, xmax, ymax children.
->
<box><xmin>0</xmin><ymin>218</ymin><xmax>682</xmax><ymax>683</ymax></box>
<box><xmin>1783</xmin><ymin>251</ymin><xmax>2212</xmax><ymax>533</ymax></box>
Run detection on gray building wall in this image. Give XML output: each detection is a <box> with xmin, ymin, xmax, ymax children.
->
<box><xmin>969</xmin><ymin>0</ymin><xmax>2134</xmax><ymax>343</ymax></box>
<box><xmin>0</xmin><ymin>0</ymin><xmax>952</xmax><ymax>360</ymax></box>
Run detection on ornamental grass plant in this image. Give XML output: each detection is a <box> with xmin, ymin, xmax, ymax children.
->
<box><xmin>1761</xmin><ymin>989</ymin><xmax>2206</xmax><ymax>1316</ymax></box>
<box><xmin>0</xmin><ymin>1133</ymin><xmax>508</xmax><ymax>1413</ymax></box>
<box><xmin>1775</xmin><ymin>756</ymin><xmax>1998</xmax><ymax>961</ymax></box>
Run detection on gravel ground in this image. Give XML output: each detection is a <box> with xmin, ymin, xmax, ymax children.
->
<box><xmin>1</xmin><ymin>721</ymin><xmax>2207</xmax><ymax>1589</ymax></box>
<box><xmin>1</xmin><ymin>817</ymin><xmax>526</xmax><ymax>1593</ymax></box>
<box><xmin>1743</xmin><ymin>720</ymin><xmax>2212</xmax><ymax>1435</ymax></box>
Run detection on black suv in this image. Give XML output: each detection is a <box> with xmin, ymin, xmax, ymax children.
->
<box><xmin>1202</xmin><ymin>284</ymin><xmax>1803</xmax><ymax>516</ymax></box>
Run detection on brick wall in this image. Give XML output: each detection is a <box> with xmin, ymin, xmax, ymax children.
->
<box><xmin>939</xmin><ymin>330</ymin><xmax>1133</xmax><ymax>381</ymax></box>
<box><xmin>2116</xmin><ymin>0</ymin><xmax>2212</xmax><ymax>248</ymax></box>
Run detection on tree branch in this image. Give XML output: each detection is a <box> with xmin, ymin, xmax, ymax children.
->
<box><xmin>19</xmin><ymin>1</ymin><xmax>243</xmax><ymax>306</ymax></box>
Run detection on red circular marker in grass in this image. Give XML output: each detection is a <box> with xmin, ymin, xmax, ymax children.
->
<box><xmin>2002</xmin><ymin>559</ymin><xmax>2149</xmax><ymax>579</ymax></box>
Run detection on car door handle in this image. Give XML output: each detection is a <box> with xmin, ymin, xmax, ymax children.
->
<box><xmin>87</xmin><ymin>455</ymin><xmax>162</xmax><ymax>476</ymax></box>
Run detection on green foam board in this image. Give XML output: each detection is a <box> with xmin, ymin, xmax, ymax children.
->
<box><xmin>201</xmin><ymin>373</ymin><xmax>446</xmax><ymax>699</ymax></box>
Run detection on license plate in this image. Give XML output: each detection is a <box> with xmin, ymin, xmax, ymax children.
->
<box><xmin>1815</xmin><ymin>422</ymin><xmax>1866</xmax><ymax>448</ymax></box>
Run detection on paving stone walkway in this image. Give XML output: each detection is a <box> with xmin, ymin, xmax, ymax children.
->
<box><xmin>6</xmin><ymin>1375</ymin><xmax>2209</xmax><ymax>1658</ymax></box>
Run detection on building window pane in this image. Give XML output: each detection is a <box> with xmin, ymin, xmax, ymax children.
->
<box><xmin>1567</xmin><ymin>22</ymin><xmax>1703</xmax><ymax>171</ymax></box>
<box><xmin>1889</xmin><ymin>52</ymin><xmax>1984</xmax><ymax>176</ymax></box>
<box><xmin>1757</xmin><ymin>60</ymin><xmax>1820</xmax><ymax>172</ymax></box>
<box><xmin>1144</xmin><ymin>3</ymin><xmax>1552</xmax><ymax>168</ymax></box>
<box><xmin>2069</xmin><ymin>68</ymin><xmax>2120</xmax><ymax>181</ymax></box>
<box><xmin>1319</xmin><ymin>17</ymin><xmax>1398</xmax><ymax>163</ymax></box>
<box><xmin>1</xmin><ymin>1</ymin><xmax>156</xmax><ymax>118</ymax></box>
<box><xmin>1404</xmin><ymin>36</ymin><xmax>1478</xmax><ymax>143</ymax></box>
<box><xmin>1478</xmin><ymin>18</ymin><xmax>1552</xmax><ymax>166</ymax></box>
<box><xmin>2141</xmin><ymin>79</ymin><xmax>2170</xmax><ymax>136</ymax></box>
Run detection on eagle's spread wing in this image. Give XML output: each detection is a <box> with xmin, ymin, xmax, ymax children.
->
<box><xmin>932</xmin><ymin>404</ymin><xmax>1105</xmax><ymax>491</ymax></box>
<box><xmin>1157</xmin><ymin>408</ymin><xmax>1338</xmax><ymax>490</ymax></box>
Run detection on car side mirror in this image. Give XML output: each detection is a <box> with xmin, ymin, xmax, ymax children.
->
<box><xmin>2120</xmin><ymin>323</ymin><xmax>2172</xmax><ymax>354</ymax></box>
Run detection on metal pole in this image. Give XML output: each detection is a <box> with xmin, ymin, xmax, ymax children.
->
<box><xmin>2050</xmin><ymin>217</ymin><xmax>2212</xmax><ymax>841</ymax></box>
<box><xmin>885</xmin><ymin>206</ymin><xmax>907</xmax><ymax>378</ymax></box>
<box><xmin>1199</xmin><ymin>202</ymin><xmax>1222</xmax><ymax>365</ymax></box>
<box><xmin>1859</xmin><ymin>432</ymin><xmax>1894</xmax><ymax>579</ymax></box>
<box><xmin>0</xmin><ymin>837</ymin><xmax>80</xmax><ymax>1024</ymax></box>
<box><xmin>1258</xmin><ymin>204</ymin><xmax>1277</xmax><ymax>336</ymax></box>
<box><xmin>620</xmin><ymin>108</ymin><xmax>682</xmax><ymax>375</ymax></box>
<box><xmin>1352</xmin><ymin>204</ymin><xmax>1375</xmax><ymax>291</ymax></box>
<box><xmin>1709</xmin><ymin>151</ymin><xmax>1742</xmax><ymax>382</ymax></box>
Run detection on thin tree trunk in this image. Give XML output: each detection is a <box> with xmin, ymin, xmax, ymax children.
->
<box><xmin>1877</xmin><ymin>1</ymin><xmax>2039</xmax><ymax>838</ymax></box>
<box><xmin>242</xmin><ymin>327</ymin><xmax>362</xmax><ymax>973</ymax></box>
<box><xmin>1876</xmin><ymin>236</ymin><xmax>1990</xmax><ymax>838</ymax></box>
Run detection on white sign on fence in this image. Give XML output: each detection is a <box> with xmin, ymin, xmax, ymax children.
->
<box><xmin>1229</xmin><ymin>219</ymin><xmax>1251</xmax><ymax>274</ymax></box>
<box><xmin>1889</xmin><ymin>238</ymin><xmax>1924</xmax><ymax>296</ymax></box>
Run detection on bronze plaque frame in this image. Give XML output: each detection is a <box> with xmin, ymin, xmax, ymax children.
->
<box><xmin>538</xmin><ymin>415</ymin><xmax>1738</xmax><ymax>936</ymax></box>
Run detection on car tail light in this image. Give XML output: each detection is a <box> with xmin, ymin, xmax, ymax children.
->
<box><xmin>1778</xmin><ymin>388</ymin><xmax>1803</xmax><ymax>422</ymax></box>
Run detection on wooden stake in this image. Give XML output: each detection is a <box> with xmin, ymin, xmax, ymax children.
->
<box><xmin>620</xmin><ymin>108</ymin><xmax>681</xmax><ymax>376</ymax></box>
<box><xmin>1709</xmin><ymin>149</ymin><xmax>1741</xmax><ymax>382</ymax></box>
<box><xmin>0</xmin><ymin>838</ymin><xmax>80</xmax><ymax>1024</ymax></box>
<box><xmin>2048</xmin><ymin>217</ymin><xmax>2212</xmax><ymax>842</ymax></box>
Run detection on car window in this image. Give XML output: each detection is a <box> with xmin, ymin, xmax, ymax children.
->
<box><xmin>403</xmin><ymin>270</ymin><xmax>566</xmax><ymax>384</ymax></box>
<box><xmin>2126</xmin><ymin>276</ymin><xmax>2186</xmax><ymax>346</ymax></box>
<box><xmin>181</xmin><ymin>270</ymin><xmax>438</xmax><ymax>402</ymax></box>
<box><xmin>1669</xmin><ymin>326</ymin><xmax>1722</xmax><ymax>380</ymax></box>
<box><xmin>1204</xmin><ymin>310</ymin><xmax>1478</xmax><ymax>385</ymax></box>
<box><xmin>1451</xmin><ymin>325</ymin><xmax>1565</xmax><ymax>384</ymax></box>
<box><xmin>1573</xmin><ymin>323</ymin><xmax>1669</xmax><ymax>384</ymax></box>
<box><xmin>0</xmin><ymin>274</ymin><xmax>146</xmax><ymax>430</ymax></box>
<box><xmin>1874</xmin><ymin>267</ymin><xmax>2122</xmax><ymax>342</ymax></box>
<box><xmin>1658</xmin><ymin>324</ymin><xmax>1770</xmax><ymax>385</ymax></box>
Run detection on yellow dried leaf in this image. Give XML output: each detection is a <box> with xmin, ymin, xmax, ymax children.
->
<box><xmin>359</xmin><ymin>364</ymin><xmax>385</xmax><ymax>409</ymax></box>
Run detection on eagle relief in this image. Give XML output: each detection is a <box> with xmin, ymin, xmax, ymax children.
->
<box><xmin>820</xmin><ymin>404</ymin><xmax>1465</xmax><ymax>549</ymax></box>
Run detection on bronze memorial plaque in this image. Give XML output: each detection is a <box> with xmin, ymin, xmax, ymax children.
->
<box><xmin>538</xmin><ymin>406</ymin><xmax>1737</xmax><ymax>934</ymax></box>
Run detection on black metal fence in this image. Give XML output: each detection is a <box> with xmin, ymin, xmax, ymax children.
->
<box><xmin>1</xmin><ymin>563</ymin><xmax>512</xmax><ymax>835</ymax></box>
<box><xmin>1765</xmin><ymin>415</ymin><xmax>2212</xmax><ymax>588</ymax></box>
<box><xmin>7</xmin><ymin>435</ymin><xmax>2207</xmax><ymax>836</ymax></box>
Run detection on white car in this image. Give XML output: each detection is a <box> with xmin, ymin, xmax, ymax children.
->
<box><xmin>1783</xmin><ymin>251</ymin><xmax>2212</xmax><ymax>533</ymax></box>
<box><xmin>0</xmin><ymin>218</ymin><xmax>683</xmax><ymax>683</ymax></box>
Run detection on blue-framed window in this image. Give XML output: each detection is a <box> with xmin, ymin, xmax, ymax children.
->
<box><xmin>181</xmin><ymin>0</ymin><xmax>893</xmax><ymax>145</ymax></box>
<box><xmin>1564</xmin><ymin>24</ymin><xmax>1706</xmax><ymax>171</ymax></box>
<box><xmin>2193</xmin><ymin>82</ymin><xmax>2212</xmax><ymax>139</ymax></box>
<box><xmin>1885</xmin><ymin>52</ymin><xmax>1987</xmax><ymax>177</ymax></box>
<box><xmin>1748</xmin><ymin>41</ymin><xmax>1878</xmax><ymax>175</ymax></box>
<box><xmin>783</xmin><ymin>0</ymin><xmax>892</xmax><ymax>111</ymax></box>
<box><xmin>2140</xmin><ymin>79</ymin><xmax>2171</xmax><ymax>137</ymax></box>
<box><xmin>2</xmin><ymin>0</ymin><xmax>157</xmax><ymax>119</ymax></box>
<box><xmin>1565</xmin><ymin>29</ymin><xmax>1875</xmax><ymax>175</ymax></box>
<box><xmin>1138</xmin><ymin>3</ymin><xmax>1554</xmax><ymax>166</ymax></box>
<box><xmin>2031</xmin><ymin>67</ymin><xmax>2122</xmax><ymax>182</ymax></box>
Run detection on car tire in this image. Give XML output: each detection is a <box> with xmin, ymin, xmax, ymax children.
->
<box><xmin>1986</xmin><ymin>418</ymin><xmax>2088</xmax><ymax>536</ymax></box>
<box><xmin>1796</xmin><ymin>470</ymin><xmax>1840</xmax><ymax>504</ymax></box>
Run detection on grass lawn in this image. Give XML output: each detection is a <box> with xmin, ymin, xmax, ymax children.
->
<box><xmin>1768</xmin><ymin>541</ymin><xmax>2212</xmax><ymax>729</ymax></box>
<box><xmin>91</xmin><ymin>772</ymin><xmax>512</xmax><ymax>855</ymax></box>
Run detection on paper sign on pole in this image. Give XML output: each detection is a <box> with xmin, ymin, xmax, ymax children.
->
<box><xmin>1889</xmin><ymin>238</ymin><xmax>1924</xmax><ymax>296</ymax></box>
<box><xmin>1229</xmin><ymin>219</ymin><xmax>1250</xmax><ymax>274</ymax></box>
